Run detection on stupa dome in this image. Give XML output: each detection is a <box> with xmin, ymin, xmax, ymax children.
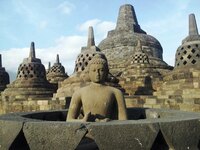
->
<box><xmin>98</xmin><ymin>4</ymin><xmax>171</xmax><ymax>75</ymax></box>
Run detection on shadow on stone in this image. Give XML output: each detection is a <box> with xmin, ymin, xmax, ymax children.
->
<box><xmin>198</xmin><ymin>140</ymin><xmax>200</xmax><ymax>149</ymax></box>
<box><xmin>135</xmin><ymin>76</ymin><xmax>155</xmax><ymax>95</ymax></box>
<box><xmin>9</xmin><ymin>130</ymin><xmax>30</xmax><ymax>150</ymax></box>
<box><xmin>23</xmin><ymin>111</ymin><xmax>67</xmax><ymax>121</ymax></box>
<box><xmin>151</xmin><ymin>131</ymin><xmax>169</xmax><ymax>150</ymax></box>
<box><xmin>127</xmin><ymin>107</ymin><xmax>147</xmax><ymax>120</ymax></box>
<box><xmin>76</xmin><ymin>136</ymin><xmax>99</xmax><ymax>150</ymax></box>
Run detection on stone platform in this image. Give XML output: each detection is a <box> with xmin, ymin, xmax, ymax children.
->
<box><xmin>0</xmin><ymin>108</ymin><xmax>200</xmax><ymax>150</ymax></box>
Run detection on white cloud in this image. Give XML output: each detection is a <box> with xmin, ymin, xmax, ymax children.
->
<box><xmin>56</xmin><ymin>1</ymin><xmax>75</xmax><ymax>15</ymax></box>
<box><xmin>78</xmin><ymin>19</ymin><xmax>101</xmax><ymax>31</ymax></box>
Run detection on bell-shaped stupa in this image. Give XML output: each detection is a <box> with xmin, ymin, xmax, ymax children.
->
<box><xmin>47</xmin><ymin>54</ymin><xmax>68</xmax><ymax>90</ymax></box>
<box><xmin>0</xmin><ymin>54</ymin><xmax>10</xmax><ymax>92</ymax></box>
<box><xmin>98</xmin><ymin>4</ymin><xmax>172</xmax><ymax>76</ymax></box>
<box><xmin>175</xmin><ymin>14</ymin><xmax>200</xmax><ymax>68</ymax></box>
<box><xmin>2</xmin><ymin>42</ymin><xmax>55</xmax><ymax>102</ymax></box>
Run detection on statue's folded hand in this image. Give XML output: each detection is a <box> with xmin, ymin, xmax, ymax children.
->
<box><xmin>95</xmin><ymin>118</ymin><xmax>111</xmax><ymax>122</ymax></box>
<box><xmin>82</xmin><ymin>112</ymin><xmax>91</xmax><ymax>122</ymax></box>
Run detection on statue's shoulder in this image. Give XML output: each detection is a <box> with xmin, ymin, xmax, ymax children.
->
<box><xmin>105</xmin><ymin>85</ymin><xmax>121</xmax><ymax>93</ymax></box>
<box><xmin>110</xmin><ymin>86</ymin><xmax>123</xmax><ymax>95</ymax></box>
<box><xmin>78</xmin><ymin>85</ymin><xmax>91</xmax><ymax>93</ymax></box>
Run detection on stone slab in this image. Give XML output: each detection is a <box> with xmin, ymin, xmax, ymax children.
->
<box><xmin>160</xmin><ymin>119</ymin><xmax>200</xmax><ymax>149</ymax></box>
<box><xmin>88</xmin><ymin>121</ymin><xmax>160</xmax><ymax>150</ymax></box>
<box><xmin>0</xmin><ymin>120</ymin><xmax>23</xmax><ymax>149</ymax></box>
<box><xmin>23</xmin><ymin>121</ymin><xmax>88</xmax><ymax>150</ymax></box>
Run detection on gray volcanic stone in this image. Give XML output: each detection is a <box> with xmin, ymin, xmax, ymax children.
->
<box><xmin>88</xmin><ymin>121</ymin><xmax>160</xmax><ymax>150</ymax></box>
<box><xmin>160</xmin><ymin>119</ymin><xmax>200</xmax><ymax>149</ymax></box>
<box><xmin>23</xmin><ymin>121</ymin><xmax>88</xmax><ymax>150</ymax></box>
<box><xmin>0</xmin><ymin>120</ymin><xmax>23</xmax><ymax>149</ymax></box>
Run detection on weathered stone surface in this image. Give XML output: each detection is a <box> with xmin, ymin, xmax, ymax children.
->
<box><xmin>23</xmin><ymin>122</ymin><xmax>87</xmax><ymax>150</ymax></box>
<box><xmin>160</xmin><ymin>119</ymin><xmax>200</xmax><ymax>149</ymax></box>
<box><xmin>0</xmin><ymin>120</ymin><xmax>23</xmax><ymax>149</ymax></box>
<box><xmin>88</xmin><ymin>121</ymin><xmax>160</xmax><ymax>150</ymax></box>
<box><xmin>98</xmin><ymin>4</ymin><xmax>172</xmax><ymax>97</ymax></box>
<box><xmin>0</xmin><ymin>109</ymin><xmax>200</xmax><ymax>149</ymax></box>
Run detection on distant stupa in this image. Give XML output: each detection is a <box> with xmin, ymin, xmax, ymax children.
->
<box><xmin>175</xmin><ymin>14</ymin><xmax>200</xmax><ymax>67</ymax></box>
<box><xmin>0</xmin><ymin>54</ymin><xmax>10</xmax><ymax>92</ymax></box>
<box><xmin>47</xmin><ymin>54</ymin><xmax>68</xmax><ymax>90</ymax></box>
<box><xmin>2</xmin><ymin>42</ymin><xmax>55</xmax><ymax>102</ymax></box>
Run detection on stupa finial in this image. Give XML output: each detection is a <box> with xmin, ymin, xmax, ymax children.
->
<box><xmin>56</xmin><ymin>54</ymin><xmax>60</xmax><ymax>63</ymax></box>
<box><xmin>48</xmin><ymin>62</ymin><xmax>51</xmax><ymax>70</ymax></box>
<box><xmin>87</xmin><ymin>26</ymin><xmax>95</xmax><ymax>47</ymax></box>
<box><xmin>116</xmin><ymin>4</ymin><xmax>138</xmax><ymax>30</ymax></box>
<box><xmin>115</xmin><ymin>4</ymin><xmax>146</xmax><ymax>34</ymax></box>
<box><xmin>29</xmin><ymin>42</ymin><xmax>36</xmax><ymax>58</ymax></box>
<box><xmin>136</xmin><ymin>40</ymin><xmax>142</xmax><ymax>51</ymax></box>
<box><xmin>189</xmin><ymin>13</ymin><xmax>199</xmax><ymax>36</ymax></box>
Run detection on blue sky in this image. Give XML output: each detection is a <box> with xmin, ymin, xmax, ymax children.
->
<box><xmin>0</xmin><ymin>0</ymin><xmax>200</xmax><ymax>81</ymax></box>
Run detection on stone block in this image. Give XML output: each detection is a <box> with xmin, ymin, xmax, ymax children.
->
<box><xmin>143</xmin><ymin>104</ymin><xmax>153</xmax><ymax>108</ymax></box>
<box><xmin>88</xmin><ymin>121</ymin><xmax>160</xmax><ymax>150</ymax></box>
<box><xmin>193</xmin><ymin>82</ymin><xmax>199</xmax><ymax>88</ymax></box>
<box><xmin>39</xmin><ymin>105</ymin><xmax>50</xmax><ymax>110</ymax></box>
<box><xmin>194</xmin><ymin>99</ymin><xmax>200</xmax><ymax>104</ymax></box>
<box><xmin>179</xmin><ymin>104</ymin><xmax>197</xmax><ymax>112</ymax></box>
<box><xmin>146</xmin><ymin>98</ymin><xmax>157</xmax><ymax>105</ymax></box>
<box><xmin>156</xmin><ymin>95</ymin><xmax>169</xmax><ymax>99</ymax></box>
<box><xmin>37</xmin><ymin>100</ymin><xmax>49</xmax><ymax>105</ymax></box>
<box><xmin>0</xmin><ymin>120</ymin><xmax>23</xmax><ymax>149</ymax></box>
<box><xmin>160</xmin><ymin>119</ymin><xmax>200</xmax><ymax>149</ymax></box>
<box><xmin>152</xmin><ymin>104</ymin><xmax>162</xmax><ymax>109</ymax></box>
<box><xmin>183</xmin><ymin>99</ymin><xmax>195</xmax><ymax>104</ymax></box>
<box><xmin>23</xmin><ymin>122</ymin><xmax>87</xmax><ymax>150</ymax></box>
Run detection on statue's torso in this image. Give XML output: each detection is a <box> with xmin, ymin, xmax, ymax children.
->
<box><xmin>80</xmin><ymin>84</ymin><xmax>116</xmax><ymax>119</ymax></box>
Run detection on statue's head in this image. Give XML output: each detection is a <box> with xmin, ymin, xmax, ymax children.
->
<box><xmin>88</xmin><ymin>54</ymin><xmax>109</xmax><ymax>83</ymax></box>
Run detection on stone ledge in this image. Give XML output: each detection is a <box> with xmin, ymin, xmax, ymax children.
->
<box><xmin>0</xmin><ymin>108</ymin><xmax>200</xmax><ymax>150</ymax></box>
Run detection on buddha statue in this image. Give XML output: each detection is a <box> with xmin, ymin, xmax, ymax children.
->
<box><xmin>67</xmin><ymin>54</ymin><xmax>127</xmax><ymax>122</ymax></box>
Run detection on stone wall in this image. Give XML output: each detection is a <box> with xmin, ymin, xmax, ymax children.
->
<box><xmin>125</xmin><ymin>95</ymin><xmax>200</xmax><ymax>112</ymax></box>
<box><xmin>0</xmin><ymin>98</ymin><xmax>67</xmax><ymax>115</ymax></box>
<box><xmin>124</xmin><ymin>67</ymin><xmax>200</xmax><ymax>112</ymax></box>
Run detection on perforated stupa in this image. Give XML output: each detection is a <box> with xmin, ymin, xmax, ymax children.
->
<box><xmin>47</xmin><ymin>54</ymin><xmax>68</xmax><ymax>89</ymax></box>
<box><xmin>2</xmin><ymin>42</ymin><xmax>55</xmax><ymax>102</ymax></box>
